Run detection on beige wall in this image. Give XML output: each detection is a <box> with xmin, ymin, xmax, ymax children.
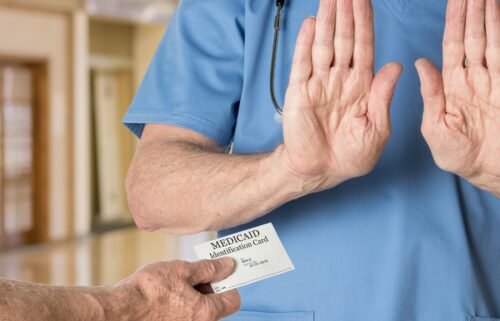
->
<box><xmin>0</xmin><ymin>7</ymin><xmax>71</xmax><ymax>241</ymax></box>
<box><xmin>90</xmin><ymin>19</ymin><xmax>134</xmax><ymax>59</ymax></box>
<box><xmin>73</xmin><ymin>10</ymin><xmax>91</xmax><ymax>237</ymax></box>
<box><xmin>133</xmin><ymin>23</ymin><xmax>166</xmax><ymax>89</ymax></box>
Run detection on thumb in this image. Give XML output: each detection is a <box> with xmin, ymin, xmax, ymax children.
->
<box><xmin>368</xmin><ymin>62</ymin><xmax>403</xmax><ymax>129</ymax></box>
<box><xmin>189</xmin><ymin>257</ymin><xmax>236</xmax><ymax>286</ymax></box>
<box><xmin>415</xmin><ymin>58</ymin><xmax>446</xmax><ymax>125</ymax></box>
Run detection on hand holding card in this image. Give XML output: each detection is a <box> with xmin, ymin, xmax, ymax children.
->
<box><xmin>195</xmin><ymin>223</ymin><xmax>295</xmax><ymax>294</ymax></box>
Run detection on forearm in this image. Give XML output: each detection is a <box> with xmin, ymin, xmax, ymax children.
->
<box><xmin>126</xmin><ymin>140</ymin><xmax>319</xmax><ymax>234</ymax></box>
<box><xmin>0</xmin><ymin>279</ymin><xmax>139</xmax><ymax>321</ymax></box>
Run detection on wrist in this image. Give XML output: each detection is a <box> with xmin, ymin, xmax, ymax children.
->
<box><xmin>92</xmin><ymin>284</ymin><xmax>145</xmax><ymax>321</ymax></box>
<box><xmin>264</xmin><ymin>145</ymin><xmax>329</xmax><ymax>198</ymax></box>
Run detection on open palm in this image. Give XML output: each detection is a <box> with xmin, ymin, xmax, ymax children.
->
<box><xmin>416</xmin><ymin>0</ymin><xmax>500</xmax><ymax>196</ymax></box>
<box><xmin>282</xmin><ymin>0</ymin><xmax>402</xmax><ymax>190</ymax></box>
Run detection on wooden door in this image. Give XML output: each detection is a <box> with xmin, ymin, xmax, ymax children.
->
<box><xmin>0</xmin><ymin>63</ymin><xmax>49</xmax><ymax>250</ymax></box>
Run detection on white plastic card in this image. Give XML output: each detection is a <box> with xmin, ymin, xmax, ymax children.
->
<box><xmin>194</xmin><ymin>223</ymin><xmax>294</xmax><ymax>293</ymax></box>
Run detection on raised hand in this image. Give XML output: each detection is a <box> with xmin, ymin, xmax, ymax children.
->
<box><xmin>280</xmin><ymin>0</ymin><xmax>402</xmax><ymax>192</ymax></box>
<box><xmin>416</xmin><ymin>0</ymin><xmax>500</xmax><ymax>197</ymax></box>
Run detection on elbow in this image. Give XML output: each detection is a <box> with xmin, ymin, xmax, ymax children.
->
<box><xmin>126</xmin><ymin>172</ymin><xmax>159</xmax><ymax>232</ymax></box>
<box><xmin>125</xmin><ymin>169</ymin><xmax>210</xmax><ymax>234</ymax></box>
<box><xmin>132</xmin><ymin>210</ymin><xmax>157</xmax><ymax>232</ymax></box>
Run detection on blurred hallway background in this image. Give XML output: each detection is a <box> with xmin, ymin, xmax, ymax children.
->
<box><xmin>0</xmin><ymin>0</ymin><xmax>211</xmax><ymax>286</ymax></box>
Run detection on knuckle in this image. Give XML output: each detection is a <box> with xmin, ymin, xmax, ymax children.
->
<box><xmin>314</xmin><ymin>37</ymin><xmax>334</xmax><ymax>48</ymax></box>
<box><xmin>169</xmin><ymin>260</ymin><xmax>190</xmax><ymax>279</ymax></box>
<box><xmin>135</xmin><ymin>262</ymin><xmax>161</xmax><ymax>280</ymax></box>
<box><xmin>334</xmin><ymin>31</ymin><xmax>355</xmax><ymax>42</ymax></box>
<box><xmin>465</xmin><ymin>30</ymin><xmax>486</xmax><ymax>41</ymax></box>
<box><xmin>339</xmin><ymin>0</ymin><xmax>353</xmax><ymax>10</ymax></box>
<box><xmin>442</xmin><ymin>41</ymin><xmax>464</xmax><ymax>53</ymax></box>
<box><xmin>468</xmin><ymin>0</ymin><xmax>484</xmax><ymax>11</ymax></box>
<box><xmin>132</xmin><ymin>262</ymin><xmax>171</xmax><ymax>295</ymax></box>
<box><xmin>292</xmin><ymin>52</ymin><xmax>308</xmax><ymax>66</ymax></box>
<box><xmin>199</xmin><ymin>260</ymin><xmax>218</xmax><ymax>278</ymax></box>
<box><xmin>170</xmin><ymin>260</ymin><xmax>188</xmax><ymax>272</ymax></box>
<box><xmin>486</xmin><ymin>40</ymin><xmax>500</xmax><ymax>50</ymax></box>
<box><xmin>133</xmin><ymin>269</ymin><xmax>153</xmax><ymax>288</ymax></box>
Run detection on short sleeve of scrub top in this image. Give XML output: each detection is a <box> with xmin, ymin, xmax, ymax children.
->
<box><xmin>123</xmin><ymin>0</ymin><xmax>244</xmax><ymax>148</ymax></box>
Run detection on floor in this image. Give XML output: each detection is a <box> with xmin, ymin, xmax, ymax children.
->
<box><xmin>0</xmin><ymin>228</ymin><xmax>212</xmax><ymax>286</ymax></box>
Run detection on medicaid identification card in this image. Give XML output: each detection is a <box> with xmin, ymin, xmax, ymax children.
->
<box><xmin>194</xmin><ymin>223</ymin><xmax>294</xmax><ymax>294</ymax></box>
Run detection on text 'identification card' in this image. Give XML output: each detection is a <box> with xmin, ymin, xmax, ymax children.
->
<box><xmin>194</xmin><ymin>223</ymin><xmax>294</xmax><ymax>293</ymax></box>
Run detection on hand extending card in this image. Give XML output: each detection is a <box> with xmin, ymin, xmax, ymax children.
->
<box><xmin>194</xmin><ymin>223</ymin><xmax>294</xmax><ymax>293</ymax></box>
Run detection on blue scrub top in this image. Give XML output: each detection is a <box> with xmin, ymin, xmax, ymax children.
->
<box><xmin>124</xmin><ymin>1</ymin><xmax>500</xmax><ymax>320</ymax></box>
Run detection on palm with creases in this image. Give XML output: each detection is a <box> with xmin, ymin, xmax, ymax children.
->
<box><xmin>281</xmin><ymin>0</ymin><xmax>402</xmax><ymax>191</ymax></box>
<box><xmin>416</xmin><ymin>0</ymin><xmax>500</xmax><ymax>196</ymax></box>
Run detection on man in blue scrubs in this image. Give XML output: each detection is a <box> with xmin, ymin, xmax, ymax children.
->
<box><xmin>124</xmin><ymin>0</ymin><xmax>500</xmax><ymax>320</ymax></box>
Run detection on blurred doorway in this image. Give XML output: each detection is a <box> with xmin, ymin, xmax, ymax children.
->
<box><xmin>0</xmin><ymin>63</ymin><xmax>49</xmax><ymax>250</ymax></box>
<box><xmin>88</xmin><ymin>18</ymin><xmax>138</xmax><ymax>231</ymax></box>
<box><xmin>91</xmin><ymin>70</ymin><xmax>134</xmax><ymax>228</ymax></box>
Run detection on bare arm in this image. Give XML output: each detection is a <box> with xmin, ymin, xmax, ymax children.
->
<box><xmin>126</xmin><ymin>124</ymin><xmax>312</xmax><ymax>234</ymax></box>
<box><xmin>0</xmin><ymin>278</ymin><xmax>136</xmax><ymax>321</ymax></box>
<box><xmin>0</xmin><ymin>259</ymin><xmax>239</xmax><ymax>321</ymax></box>
<box><xmin>126</xmin><ymin>0</ymin><xmax>402</xmax><ymax>234</ymax></box>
